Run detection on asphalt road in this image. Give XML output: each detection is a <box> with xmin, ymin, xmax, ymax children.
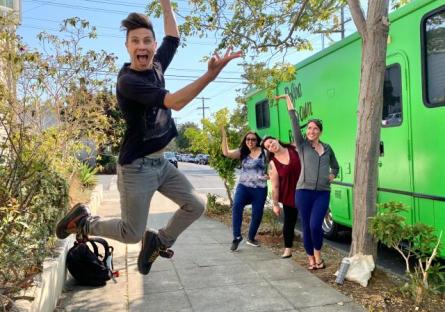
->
<box><xmin>177</xmin><ymin>161</ymin><xmax>230</xmax><ymax>199</ymax></box>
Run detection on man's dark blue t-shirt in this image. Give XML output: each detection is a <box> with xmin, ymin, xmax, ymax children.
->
<box><xmin>116</xmin><ymin>36</ymin><xmax>180</xmax><ymax>165</ymax></box>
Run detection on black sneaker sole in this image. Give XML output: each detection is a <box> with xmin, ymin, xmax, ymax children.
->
<box><xmin>55</xmin><ymin>203</ymin><xmax>90</xmax><ymax>239</ymax></box>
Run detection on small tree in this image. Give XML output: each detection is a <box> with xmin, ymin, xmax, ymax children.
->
<box><xmin>185</xmin><ymin>108</ymin><xmax>246</xmax><ymax>206</ymax></box>
<box><xmin>18</xmin><ymin>17</ymin><xmax>117</xmax><ymax>178</ymax></box>
<box><xmin>369</xmin><ymin>202</ymin><xmax>444</xmax><ymax>304</ymax></box>
<box><xmin>346</xmin><ymin>0</ymin><xmax>390</xmax><ymax>259</ymax></box>
<box><xmin>176</xmin><ymin>121</ymin><xmax>200</xmax><ymax>152</ymax></box>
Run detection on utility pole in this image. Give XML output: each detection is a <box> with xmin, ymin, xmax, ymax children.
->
<box><xmin>196</xmin><ymin>97</ymin><xmax>210</xmax><ymax>124</ymax></box>
<box><xmin>317</xmin><ymin>5</ymin><xmax>349</xmax><ymax>49</ymax></box>
<box><xmin>340</xmin><ymin>5</ymin><xmax>345</xmax><ymax>39</ymax></box>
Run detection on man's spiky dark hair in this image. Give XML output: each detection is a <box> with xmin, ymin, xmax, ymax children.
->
<box><xmin>121</xmin><ymin>12</ymin><xmax>155</xmax><ymax>40</ymax></box>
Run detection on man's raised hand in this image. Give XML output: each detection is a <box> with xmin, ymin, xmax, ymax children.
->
<box><xmin>207</xmin><ymin>47</ymin><xmax>242</xmax><ymax>80</ymax></box>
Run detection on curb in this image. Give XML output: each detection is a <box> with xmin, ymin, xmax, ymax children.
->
<box><xmin>15</xmin><ymin>184</ymin><xmax>103</xmax><ymax>312</ymax></box>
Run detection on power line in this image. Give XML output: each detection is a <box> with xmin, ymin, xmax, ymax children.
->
<box><xmin>24</xmin><ymin>17</ymin><xmax>119</xmax><ymax>31</ymax></box>
<box><xmin>23</xmin><ymin>0</ymin><xmax>131</xmax><ymax>15</ymax></box>
<box><xmin>19</xmin><ymin>24</ymin><xmax>218</xmax><ymax>47</ymax></box>
<box><xmin>208</xmin><ymin>83</ymin><xmax>239</xmax><ymax>98</ymax></box>
<box><xmin>76</xmin><ymin>0</ymin><xmax>145</xmax><ymax>8</ymax></box>
<box><xmin>20</xmin><ymin>66</ymin><xmax>244</xmax><ymax>84</ymax></box>
<box><xmin>23</xmin><ymin>0</ymin><xmax>200</xmax><ymax>15</ymax></box>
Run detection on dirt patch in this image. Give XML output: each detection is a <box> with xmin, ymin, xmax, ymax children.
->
<box><xmin>205</xmin><ymin>210</ymin><xmax>445</xmax><ymax>312</ymax></box>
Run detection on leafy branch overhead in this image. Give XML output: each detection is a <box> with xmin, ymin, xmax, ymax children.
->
<box><xmin>148</xmin><ymin>0</ymin><xmax>345</xmax><ymax>53</ymax></box>
<box><xmin>147</xmin><ymin>0</ymin><xmax>348</xmax><ymax>94</ymax></box>
<box><xmin>147</xmin><ymin>0</ymin><xmax>411</xmax><ymax>97</ymax></box>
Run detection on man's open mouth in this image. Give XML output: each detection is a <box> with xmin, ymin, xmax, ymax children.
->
<box><xmin>137</xmin><ymin>55</ymin><xmax>149</xmax><ymax>62</ymax></box>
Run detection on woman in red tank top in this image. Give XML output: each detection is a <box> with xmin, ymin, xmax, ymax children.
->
<box><xmin>261</xmin><ymin>136</ymin><xmax>301</xmax><ymax>258</ymax></box>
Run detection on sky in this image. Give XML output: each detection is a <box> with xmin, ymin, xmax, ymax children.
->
<box><xmin>15</xmin><ymin>0</ymin><xmax>357</xmax><ymax>127</ymax></box>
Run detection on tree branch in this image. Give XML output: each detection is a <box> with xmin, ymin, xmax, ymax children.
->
<box><xmin>393</xmin><ymin>244</ymin><xmax>411</xmax><ymax>273</ymax></box>
<box><xmin>347</xmin><ymin>0</ymin><xmax>367</xmax><ymax>36</ymax></box>
<box><xmin>281</xmin><ymin>0</ymin><xmax>310</xmax><ymax>43</ymax></box>
<box><xmin>423</xmin><ymin>231</ymin><xmax>442</xmax><ymax>287</ymax></box>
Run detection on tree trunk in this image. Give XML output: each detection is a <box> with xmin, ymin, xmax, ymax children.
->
<box><xmin>348</xmin><ymin>0</ymin><xmax>390</xmax><ymax>258</ymax></box>
<box><xmin>223</xmin><ymin>180</ymin><xmax>233</xmax><ymax>207</ymax></box>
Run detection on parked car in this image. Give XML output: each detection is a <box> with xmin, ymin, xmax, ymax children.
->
<box><xmin>195</xmin><ymin>154</ymin><xmax>209</xmax><ymax>165</ymax></box>
<box><xmin>175</xmin><ymin>153</ymin><xmax>184</xmax><ymax>162</ymax></box>
<box><xmin>163</xmin><ymin>151</ymin><xmax>178</xmax><ymax>168</ymax></box>
<box><xmin>183</xmin><ymin>154</ymin><xmax>195</xmax><ymax>163</ymax></box>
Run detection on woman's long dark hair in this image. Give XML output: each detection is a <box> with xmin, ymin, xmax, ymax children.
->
<box><xmin>260</xmin><ymin>135</ymin><xmax>294</xmax><ymax>163</ymax></box>
<box><xmin>239</xmin><ymin>131</ymin><xmax>262</xmax><ymax>160</ymax></box>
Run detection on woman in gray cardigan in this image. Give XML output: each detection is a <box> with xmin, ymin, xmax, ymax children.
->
<box><xmin>276</xmin><ymin>94</ymin><xmax>339</xmax><ymax>270</ymax></box>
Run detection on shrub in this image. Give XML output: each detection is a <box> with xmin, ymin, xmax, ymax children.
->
<box><xmin>0</xmin><ymin>163</ymin><xmax>69</xmax><ymax>296</ymax></box>
<box><xmin>369</xmin><ymin>201</ymin><xmax>444</xmax><ymax>304</ymax></box>
<box><xmin>0</xmin><ymin>14</ymin><xmax>115</xmax><ymax>309</ymax></box>
<box><xmin>205</xmin><ymin>193</ymin><xmax>230</xmax><ymax>216</ymax></box>
<box><xmin>97</xmin><ymin>153</ymin><xmax>117</xmax><ymax>174</ymax></box>
<box><xmin>78</xmin><ymin>162</ymin><xmax>98</xmax><ymax>189</ymax></box>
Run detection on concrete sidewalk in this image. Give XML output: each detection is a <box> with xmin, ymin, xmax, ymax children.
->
<box><xmin>57</xmin><ymin>179</ymin><xmax>365</xmax><ymax>312</ymax></box>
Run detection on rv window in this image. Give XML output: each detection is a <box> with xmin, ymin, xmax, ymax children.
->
<box><xmin>382</xmin><ymin>64</ymin><xmax>402</xmax><ymax>127</ymax></box>
<box><xmin>423</xmin><ymin>8</ymin><xmax>445</xmax><ymax>107</ymax></box>
<box><xmin>255</xmin><ymin>100</ymin><xmax>270</xmax><ymax>129</ymax></box>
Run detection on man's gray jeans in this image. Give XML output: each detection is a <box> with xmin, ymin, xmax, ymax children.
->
<box><xmin>88</xmin><ymin>156</ymin><xmax>205</xmax><ymax>247</ymax></box>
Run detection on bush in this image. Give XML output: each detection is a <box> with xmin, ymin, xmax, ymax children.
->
<box><xmin>369</xmin><ymin>201</ymin><xmax>444</xmax><ymax>304</ymax></box>
<box><xmin>205</xmin><ymin>193</ymin><xmax>230</xmax><ymax>216</ymax></box>
<box><xmin>97</xmin><ymin>153</ymin><xmax>117</xmax><ymax>174</ymax></box>
<box><xmin>0</xmin><ymin>163</ymin><xmax>69</xmax><ymax>296</ymax></box>
<box><xmin>78</xmin><ymin>162</ymin><xmax>98</xmax><ymax>189</ymax></box>
<box><xmin>0</xmin><ymin>15</ymin><xmax>115</xmax><ymax>309</ymax></box>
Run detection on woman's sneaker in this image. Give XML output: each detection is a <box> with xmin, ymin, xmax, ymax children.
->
<box><xmin>230</xmin><ymin>236</ymin><xmax>243</xmax><ymax>251</ymax></box>
<box><xmin>55</xmin><ymin>203</ymin><xmax>90</xmax><ymax>239</ymax></box>
<box><xmin>246</xmin><ymin>239</ymin><xmax>260</xmax><ymax>247</ymax></box>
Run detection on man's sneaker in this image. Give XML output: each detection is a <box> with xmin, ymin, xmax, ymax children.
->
<box><xmin>230</xmin><ymin>236</ymin><xmax>243</xmax><ymax>251</ymax></box>
<box><xmin>138</xmin><ymin>230</ymin><xmax>167</xmax><ymax>275</ymax></box>
<box><xmin>56</xmin><ymin>203</ymin><xmax>90</xmax><ymax>239</ymax></box>
<box><xmin>246</xmin><ymin>239</ymin><xmax>260</xmax><ymax>247</ymax></box>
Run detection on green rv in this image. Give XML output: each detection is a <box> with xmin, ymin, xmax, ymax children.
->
<box><xmin>246</xmin><ymin>0</ymin><xmax>445</xmax><ymax>256</ymax></box>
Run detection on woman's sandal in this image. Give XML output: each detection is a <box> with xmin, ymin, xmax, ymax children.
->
<box><xmin>315</xmin><ymin>259</ymin><xmax>325</xmax><ymax>269</ymax></box>
<box><xmin>307</xmin><ymin>263</ymin><xmax>316</xmax><ymax>270</ymax></box>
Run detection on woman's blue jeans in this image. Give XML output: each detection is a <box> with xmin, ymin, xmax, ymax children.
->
<box><xmin>232</xmin><ymin>184</ymin><xmax>267</xmax><ymax>240</ymax></box>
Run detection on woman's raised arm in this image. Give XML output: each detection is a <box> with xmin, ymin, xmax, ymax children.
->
<box><xmin>221</xmin><ymin>126</ymin><xmax>241</xmax><ymax>159</ymax></box>
<box><xmin>275</xmin><ymin>95</ymin><xmax>304</xmax><ymax>149</ymax></box>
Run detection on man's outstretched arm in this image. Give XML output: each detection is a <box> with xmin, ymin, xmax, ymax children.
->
<box><xmin>160</xmin><ymin>0</ymin><xmax>179</xmax><ymax>38</ymax></box>
<box><xmin>164</xmin><ymin>48</ymin><xmax>242</xmax><ymax>111</ymax></box>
